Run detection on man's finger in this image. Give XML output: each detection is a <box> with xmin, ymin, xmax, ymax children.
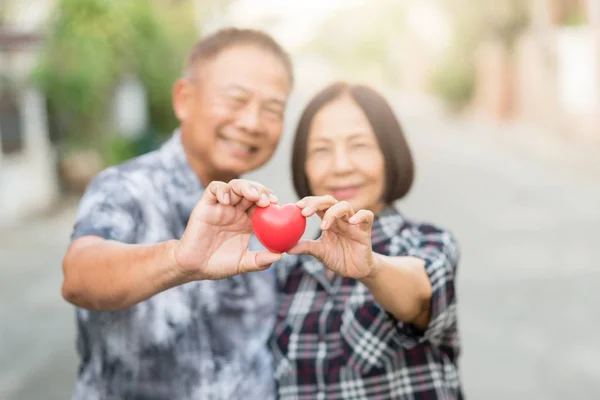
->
<box><xmin>228</xmin><ymin>189</ymin><xmax>242</xmax><ymax>205</ymax></box>
<box><xmin>229</xmin><ymin>179</ymin><xmax>274</xmax><ymax>209</ymax></box>
<box><xmin>239</xmin><ymin>250</ymin><xmax>282</xmax><ymax>273</ymax></box>
<box><xmin>205</xmin><ymin>181</ymin><xmax>228</xmax><ymax>204</ymax></box>
<box><xmin>286</xmin><ymin>240</ymin><xmax>324</xmax><ymax>259</ymax></box>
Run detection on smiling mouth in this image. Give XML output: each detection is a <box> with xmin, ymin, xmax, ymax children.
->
<box><xmin>217</xmin><ymin>134</ymin><xmax>259</xmax><ymax>156</ymax></box>
<box><xmin>329</xmin><ymin>185</ymin><xmax>363</xmax><ymax>200</ymax></box>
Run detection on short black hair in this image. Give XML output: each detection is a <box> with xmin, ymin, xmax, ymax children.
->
<box><xmin>184</xmin><ymin>27</ymin><xmax>294</xmax><ymax>85</ymax></box>
<box><xmin>292</xmin><ymin>82</ymin><xmax>414</xmax><ymax>204</ymax></box>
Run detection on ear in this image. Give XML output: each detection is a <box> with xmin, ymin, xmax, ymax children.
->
<box><xmin>172</xmin><ymin>78</ymin><xmax>192</xmax><ymax>121</ymax></box>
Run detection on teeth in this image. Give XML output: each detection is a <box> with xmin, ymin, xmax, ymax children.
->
<box><xmin>223</xmin><ymin>138</ymin><xmax>251</xmax><ymax>151</ymax></box>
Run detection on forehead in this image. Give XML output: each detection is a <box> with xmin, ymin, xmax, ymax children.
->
<box><xmin>310</xmin><ymin>95</ymin><xmax>374</xmax><ymax>140</ymax></box>
<box><xmin>198</xmin><ymin>45</ymin><xmax>291</xmax><ymax>100</ymax></box>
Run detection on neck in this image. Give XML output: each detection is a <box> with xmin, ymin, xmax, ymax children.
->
<box><xmin>371</xmin><ymin>201</ymin><xmax>387</xmax><ymax>216</ymax></box>
<box><xmin>181</xmin><ymin>143</ymin><xmax>237</xmax><ymax>187</ymax></box>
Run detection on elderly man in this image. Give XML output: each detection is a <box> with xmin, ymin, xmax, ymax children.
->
<box><xmin>62</xmin><ymin>28</ymin><xmax>293</xmax><ymax>400</ymax></box>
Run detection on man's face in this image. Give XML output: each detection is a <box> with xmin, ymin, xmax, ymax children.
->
<box><xmin>174</xmin><ymin>45</ymin><xmax>291</xmax><ymax>183</ymax></box>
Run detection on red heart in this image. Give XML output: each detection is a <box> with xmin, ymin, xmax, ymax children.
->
<box><xmin>252</xmin><ymin>203</ymin><xmax>307</xmax><ymax>253</ymax></box>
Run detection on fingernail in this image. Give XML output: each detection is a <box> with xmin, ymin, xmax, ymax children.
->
<box><xmin>223</xmin><ymin>193</ymin><xmax>230</xmax><ymax>204</ymax></box>
<box><xmin>250</xmin><ymin>187</ymin><xmax>259</xmax><ymax>197</ymax></box>
<box><xmin>302</xmin><ymin>207</ymin><xmax>313</xmax><ymax>216</ymax></box>
<box><xmin>349</xmin><ymin>216</ymin><xmax>357</xmax><ymax>223</ymax></box>
<box><xmin>260</xmin><ymin>193</ymin><xmax>269</xmax><ymax>204</ymax></box>
<box><xmin>296</xmin><ymin>199</ymin><xmax>306</xmax><ymax>207</ymax></box>
<box><xmin>321</xmin><ymin>220</ymin><xmax>328</xmax><ymax>229</ymax></box>
<box><xmin>269</xmin><ymin>193</ymin><xmax>278</xmax><ymax>202</ymax></box>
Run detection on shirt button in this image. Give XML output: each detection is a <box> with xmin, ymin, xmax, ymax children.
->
<box><xmin>317</xmin><ymin>341</ymin><xmax>326</xmax><ymax>358</ymax></box>
<box><xmin>317</xmin><ymin>391</ymin><xmax>325</xmax><ymax>400</ymax></box>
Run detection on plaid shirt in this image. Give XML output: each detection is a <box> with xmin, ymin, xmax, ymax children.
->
<box><xmin>271</xmin><ymin>206</ymin><xmax>463</xmax><ymax>399</ymax></box>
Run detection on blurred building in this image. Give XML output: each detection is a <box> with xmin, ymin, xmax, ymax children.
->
<box><xmin>518</xmin><ymin>0</ymin><xmax>600</xmax><ymax>141</ymax></box>
<box><xmin>475</xmin><ymin>0</ymin><xmax>600</xmax><ymax>142</ymax></box>
<box><xmin>0</xmin><ymin>0</ymin><xmax>59</xmax><ymax>229</ymax></box>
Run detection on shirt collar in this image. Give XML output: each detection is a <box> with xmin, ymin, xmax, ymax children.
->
<box><xmin>159</xmin><ymin>129</ymin><xmax>204</xmax><ymax>223</ymax></box>
<box><xmin>370</xmin><ymin>204</ymin><xmax>405</xmax><ymax>247</ymax></box>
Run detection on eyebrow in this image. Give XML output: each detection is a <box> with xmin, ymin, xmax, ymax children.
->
<box><xmin>347</xmin><ymin>133</ymin><xmax>370</xmax><ymax>140</ymax></box>
<box><xmin>313</xmin><ymin>133</ymin><xmax>369</xmax><ymax>141</ymax></box>
<box><xmin>224</xmin><ymin>85</ymin><xmax>251</xmax><ymax>95</ymax></box>
<box><xmin>225</xmin><ymin>84</ymin><xmax>286</xmax><ymax>107</ymax></box>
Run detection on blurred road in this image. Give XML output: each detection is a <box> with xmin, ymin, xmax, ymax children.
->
<box><xmin>1</xmin><ymin>92</ymin><xmax>599</xmax><ymax>399</ymax></box>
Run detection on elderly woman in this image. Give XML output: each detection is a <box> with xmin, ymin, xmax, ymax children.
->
<box><xmin>271</xmin><ymin>82</ymin><xmax>463</xmax><ymax>399</ymax></box>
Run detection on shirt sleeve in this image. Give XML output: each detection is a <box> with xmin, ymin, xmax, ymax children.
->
<box><xmin>341</xmin><ymin>224</ymin><xmax>459</xmax><ymax>359</ymax></box>
<box><xmin>396</xmin><ymin>224</ymin><xmax>460</xmax><ymax>347</ymax></box>
<box><xmin>71</xmin><ymin>169</ymin><xmax>141</xmax><ymax>244</ymax></box>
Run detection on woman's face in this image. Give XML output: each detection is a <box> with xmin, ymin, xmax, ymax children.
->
<box><xmin>305</xmin><ymin>94</ymin><xmax>386</xmax><ymax>213</ymax></box>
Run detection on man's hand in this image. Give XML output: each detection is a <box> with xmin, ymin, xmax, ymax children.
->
<box><xmin>174</xmin><ymin>179</ymin><xmax>282</xmax><ymax>280</ymax></box>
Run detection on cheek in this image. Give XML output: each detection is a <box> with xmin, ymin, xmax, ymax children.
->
<box><xmin>373</xmin><ymin>159</ymin><xmax>386</xmax><ymax>190</ymax></box>
<box><xmin>206</xmin><ymin>104</ymin><xmax>236</xmax><ymax>129</ymax></box>
<box><xmin>305</xmin><ymin>164</ymin><xmax>327</xmax><ymax>193</ymax></box>
<box><xmin>355</xmin><ymin>156</ymin><xmax>385</xmax><ymax>183</ymax></box>
<box><xmin>262</xmin><ymin>125</ymin><xmax>283</xmax><ymax>148</ymax></box>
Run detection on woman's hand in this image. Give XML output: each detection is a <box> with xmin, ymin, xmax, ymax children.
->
<box><xmin>287</xmin><ymin>195</ymin><xmax>377</xmax><ymax>279</ymax></box>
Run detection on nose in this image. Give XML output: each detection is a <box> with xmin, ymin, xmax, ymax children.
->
<box><xmin>331</xmin><ymin>146</ymin><xmax>353</xmax><ymax>174</ymax></box>
<box><xmin>236</xmin><ymin>102</ymin><xmax>261</xmax><ymax>134</ymax></box>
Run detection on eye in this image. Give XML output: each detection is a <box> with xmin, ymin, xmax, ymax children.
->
<box><xmin>310</xmin><ymin>147</ymin><xmax>329</xmax><ymax>154</ymax></box>
<box><xmin>263</xmin><ymin>106</ymin><xmax>283</xmax><ymax>119</ymax></box>
<box><xmin>351</xmin><ymin>142</ymin><xmax>371</xmax><ymax>149</ymax></box>
<box><xmin>226</xmin><ymin>96</ymin><xmax>247</xmax><ymax>108</ymax></box>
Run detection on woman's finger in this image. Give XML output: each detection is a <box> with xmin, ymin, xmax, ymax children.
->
<box><xmin>296</xmin><ymin>195</ymin><xmax>338</xmax><ymax>217</ymax></box>
<box><xmin>320</xmin><ymin>201</ymin><xmax>355</xmax><ymax>230</ymax></box>
<box><xmin>348</xmin><ymin>209</ymin><xmax>375</xmax><ymax>230</ymax></box>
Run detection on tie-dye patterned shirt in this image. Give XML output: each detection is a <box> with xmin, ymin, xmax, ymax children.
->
<box><xmin>69</xmin><ymin>131</ymin><xmax>277</xmax><ymax>400</ymax></box>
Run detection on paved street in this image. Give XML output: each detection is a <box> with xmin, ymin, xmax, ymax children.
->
<box><xmin>1</xmin><ymin>93</ymin><xmax>599</xmax><ymax>399</ymax></box>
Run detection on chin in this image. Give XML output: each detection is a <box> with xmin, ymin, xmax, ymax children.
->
<box><xmin>221</xmin><ymin>160</ymin><xmax>261</xmax><ymax>176</ymax></box>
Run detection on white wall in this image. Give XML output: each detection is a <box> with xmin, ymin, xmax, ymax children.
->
<box><xmin>0</xmin><ymin>88</ymin><xmax>59</xmax><ymax>228</ymax></box>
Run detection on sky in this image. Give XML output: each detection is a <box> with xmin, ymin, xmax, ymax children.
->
<box><xmin>223</xmin><ymin>0</ymin><xmax>368</xmax><ymax>50</ymax></box>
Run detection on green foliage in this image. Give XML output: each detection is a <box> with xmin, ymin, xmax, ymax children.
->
<box><xmin>430</xmin><ymin>0</ymin><xmax>530</xmax><ymax>111</ymax></box>
<box><xmin>431</xmin><ymin>48</ymin><xmax>475</xmax><ymax>112</ymax></box>
<box><xmin>32</xmin><ymin>0</ymin><xmax>197</xmax><ymax>159</ymax></box>
<box><xmin>299</xmin><ymin>0</ymin><xmax>406</xmax><ymax>85</ymax></box>
<box><xmin>104</xmin><ymin>129</ymin><xmax>164</xmax><ymax>166</ymax></box>
<box><xmin>445</xmin><ymin>0</ymin><xmax>531</xmax><ymax>51</ymax></box>
<box><xmin>564</xmin><ymin>11</ymin><xmax>586</xmax><ymax>27</ymax></box>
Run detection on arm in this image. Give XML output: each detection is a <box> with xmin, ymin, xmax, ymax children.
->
<box><xmin>357</xmin><ymin>228</ymin><xmax>459</xmax><ymax>348</ymax></box>
<box><xmin>62</xmin><ymin>237</ymin><xmax>189</xmax><ymax>311</ymax></box>
<box><xmin>359</xmin><ymin>254</ymin><xmax>432</xmax><ymax>330</ymax></box>
<box><xmin>291</xmin><ymin>196</ymin><xmax>459</xmax><ymax>343</ymax></box>
<box><xmin>62</xmin><ymin>177</ymin><xmax>280</xmax><ymax>311</ymax></box>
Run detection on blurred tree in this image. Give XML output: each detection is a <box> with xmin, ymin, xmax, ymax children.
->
<box><xmin>32</xmin><ymin>0</ymin><xmax>197</xmax><ymax>163</ymax></box>
<box><xmin>299</xmin><ymin>0</ymin><xmax>406</xmax><ymax>86</ymax></box>
<box><xmin>447</xmin><ymin>0</ymin><xmax>531</xmax><ymax>51</ymax></box>
<box><xmin>432</xmin><ymin>0</ymin><xmax>531</xmax><ymax>111</ymax></box>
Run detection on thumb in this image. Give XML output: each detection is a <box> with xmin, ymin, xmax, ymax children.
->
<box><xmin>287</xmin><ymin>240</ymin><xmax>324</xmax><ymax>259</ymax></box>
<box><xmin>239</xmin><ymin>250</ymin><xmax>282</xmax><ymax>273</ymax></box>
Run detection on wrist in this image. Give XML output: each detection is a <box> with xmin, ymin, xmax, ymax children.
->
<box><xmin>359</xmin><ymin>253</ymin><xmax>384</xmax><ymax>284</ymax></box>
<box><xmin>164</xmin><ymin>240</ymin><xmax>196</xmax><ymax>284</ymax></box>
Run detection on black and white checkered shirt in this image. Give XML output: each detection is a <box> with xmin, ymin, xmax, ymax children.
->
<box><xmin>271</xmin><ymin>206</ymin><xmax>463</xmax><ymax>399</ymax></box>
<box><xmin>69</xmin><ymin>131</ymin><xmax>277</xmax><ymax>400</ymax></box>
